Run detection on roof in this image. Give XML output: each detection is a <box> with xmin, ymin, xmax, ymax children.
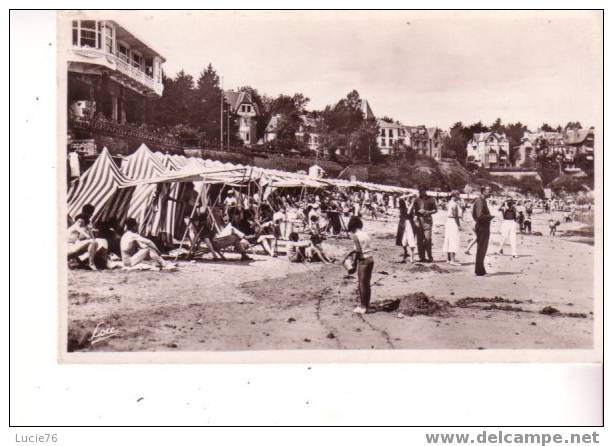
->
<box><xmin>109</xmin><ymin>20</ymin><xmax>166</xmax><ymax>62</ymax></box>
<box><xmin>426</xmin><ymin>127</ymin><xmax>441</xmax><ymax>139</ymax></box>
<box><xmin>470</xmin><ymin>132</ymin><xmax>508</xmax><ymax>143</ymax></box>
<box><xmin>377</xmin><ymin>119</ymin><xmax>404</xmax><ymax>129</ymax></box>
<box><xmin>265</xmin><ymin>114</ymin><xmax>282</xmax><ymax>133</ymax></box>
<box><xmin>360</xmin><ymin>99</ymin><xmax>375</xmax><ymax>119</ymax></box>
<box><xmin>223</xmin><ymin>90</ymin><xmax>259</xmax><ymax>114</ymax></box>
<box><xmin>564</xmin><ymin>128</ymin><xmax>594</xmax><ymax>145</ymax></box>
<box><xmin>265</xmin><ymin>113</ymin><xmax>322</xmax><ymax>133</ymax></box>
<box><xmin>405</xmin><ymin>125</ymin><xmax>428</xmax><ymax>137</ymax></box>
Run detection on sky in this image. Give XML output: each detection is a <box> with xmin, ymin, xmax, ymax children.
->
<box><xmin>104</xmin><ymin>10</ymin><xmax>602</xmax><ymax>131</ymax></box>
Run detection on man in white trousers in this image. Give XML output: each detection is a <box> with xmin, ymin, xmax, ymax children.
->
<box><xmin>498</xmin><ymin>198</ymin><xmax>518</xmax><ymax>258</ymax></box>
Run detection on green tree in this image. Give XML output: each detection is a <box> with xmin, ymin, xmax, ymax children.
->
<box><xmin>323</xmin><ymin>90</ymin><xmax>364</xmax><ymax>135</ymax></box>
<box><xmin>151</xmin><ymin>70</ymin><xmax>196</xmax><ymax>127</ymax></box>
<box><xmin>192</xmin><ymin>64</ymin><xmax>224</xmax><ymax>146</ymax></box>
<box><xmin>442</xmin><ymin>122</ymin><xmax>470</xmax><ymax>164</ymax></box>
<box><xmin>540</xmin><ymin>123</ymin><xmax>555</xmax><ymax>132</ymax></box>
<box><xmin>348</xmin><ymin>118</ymin><xmax>380</xmax><ymax>162</ymax></box>
<box><xmin>564</xmin><ymin>121</ymin><xmax>583</xmax><ymax>130</ymax></box>
<box><xmin>491</xmin><ymin>117</ymin><xmax>504</xmax><ymax>134</ymax></box>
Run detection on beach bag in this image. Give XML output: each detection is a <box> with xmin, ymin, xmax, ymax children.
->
<box><xmin>343</xmin><ymin>251</ymin><xmax>358</xmax><ymax>274</ymax></box>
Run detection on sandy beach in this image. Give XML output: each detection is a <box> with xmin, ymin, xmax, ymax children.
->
<box><xmin>66</xmin><ymin>209</ymin><xmax>594</xmax><ymax>352</ymax></box>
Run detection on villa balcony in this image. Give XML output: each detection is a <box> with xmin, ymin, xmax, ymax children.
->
<box><xmin>69</xmin><ymin>46</ymin><xmax>163</xmax><ymax>96</ymax></box>
<box><xmin>67</xmin><ymin>19</ymin><xmax>165</xmax><ymax>97</ymax></box>
<box><xmin>110</xmin><ymin>54</ymin><xmax>161</xmax><ymax>96</ymax></box>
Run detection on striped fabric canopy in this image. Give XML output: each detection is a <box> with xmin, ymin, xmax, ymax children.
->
<box><xmin>66</xmin><ymin>147</ymin><xmax>134</xmax><ymax>222</ymax></box>
<box><xmin>120</xmin><ymin>144</ymin><xmax>171</xmax><ymax>234</ymax></box>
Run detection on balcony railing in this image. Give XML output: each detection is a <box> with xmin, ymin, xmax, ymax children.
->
<box><xmin>110</xmin><ymin>54</ymin><xmax>159</xmax><ymax>93</ymax></box>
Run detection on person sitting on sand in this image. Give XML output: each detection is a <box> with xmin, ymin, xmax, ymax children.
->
<box><xmin>286</xmin><ymin>232</ymin><xmax>312</xmax><ymax>263</ymax></box>
<box><xmin>249</xmin><ymin>219</ymin><xmax>278</xmax><ymax>257</ymax></box>
<box><xmin>120</xmin><ymin>218</ymin><xmax>176</xmax><ymax>270</ymax></box>
<box><xmin>184</xmin><ymin>206</ymin><xmax>225</xmax><ymax>260</ymax></box>
<box><xmin>67</xmin><ymin>214</ymin><xmax>107</xmax><ymax>270</ymax></box>
<box><xmin>212</xmin><ymin>217</ymin><xmax>253</xmax><ymax>261</ymax></box>
<box><xmin>308</xmin><ymin>215</ymin><xmax>334</xmax><ymax>264</ymax></box>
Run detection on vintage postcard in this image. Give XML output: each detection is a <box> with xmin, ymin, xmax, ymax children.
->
<box><xmin>57</xmin><ymin>10</ymin><xmax>603</xmax><ymax>363</ymax></box>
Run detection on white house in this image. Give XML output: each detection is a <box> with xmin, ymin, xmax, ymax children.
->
<box><xmin>224</xmin><ymin>90</ymin><xmax>259</xmax><ymax>146</ymax></box>
<box><xmin>466</xmin><ymin>132</ymin><xmax>511</xmax><ymax>168</ymax></box>
<box><xmin>67</xmin><ymin>18</ymin><xmax>165</xmax><ymax>124</ymax></box>
<box><xmin>377</xmin><ymin>120</ymin><xmax>408</xmax><ymax>155</ymax></box>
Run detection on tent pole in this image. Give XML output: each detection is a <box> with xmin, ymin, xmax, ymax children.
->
<box><xmin>174</xmin><ymin>181</ymin><xmax>204</xmax><ymax>262</ymax></box>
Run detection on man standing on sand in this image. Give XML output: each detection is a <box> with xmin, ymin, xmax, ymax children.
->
<box><xmin>472</xmin><ymin>186</ymin><xmax>494</xmax><ymax>276</ymax></box>
<box><xmin>413</xmin><ymin>186</ymin><xmax>438</xmax><ymax>262</ymax></box>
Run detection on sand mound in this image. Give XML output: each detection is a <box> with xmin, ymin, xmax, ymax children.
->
<box><xmin>455</xmin><ymin>296</ymin><xmax>527</xmax><ymax>307</ymax></box>
<box><xmin>410</xmin><ymin>264</ymin><xmax>450</xmax><ymax>274</ymax></box>
<box><xmin>540</xmin><ymin>306</ymin><xmax>587</xmax><ymax>318</ymax></box>
<box><xmin>397</xmin><ymin>292</ymin><xmax>451</xmax><ymax>317</ymax></box>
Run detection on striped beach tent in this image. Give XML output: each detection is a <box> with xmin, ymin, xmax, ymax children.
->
<box><xmin>152</xmin><ymin>152</ymin><xmax>193</xmax><ymax>242</ymax></box>
<box><xmin>120</xmin><ymin>144</ymin><xmax>171</xmax><ymax>235</ymax></box>
<box><xmin>67</xmin><ymin>147</ymin><xmax>134</xmax><ymax>223</ymax></box>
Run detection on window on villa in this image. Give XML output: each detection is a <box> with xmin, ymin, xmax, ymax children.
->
<box><xmin>388</xmin><ymin>139</ymin><xmax>393</xmax><ymax>147</ymax></box>
<box><xmin>132</xmin><ymin>52</ymin><xmax>142</xmax><ymax>69</ymax></box>
<box><xmin>245</xmin><ymin>132</ymin><xmax>250</xmax><ymax>142</ymax></box>
<box><xmin>118</xmin><ymin>43</ymin><xmax>129</xmax><ymax>62</ymax></box>
<box><xmin>104</xmin><ymin>24</ymin><xmax>114</xmax><ymax>54</ymax></box>
<box><xmin>144</xmin><ymin>58</ymin><xmax>154</xmax><ymax>77</ymax></box>
<box><xmin>72</xmin><ymin>20</ymin><xmax>101</xmax><ymax>49</ymax></box>
<box><xmin>380</xmin><ymin>129</ymin><xmax>385</xmax><ymax>136</ymax></box>
<box><xmin>380</xmin><ymin>138</ymin><xmax>386</xmax><ymax>147</ymax></box>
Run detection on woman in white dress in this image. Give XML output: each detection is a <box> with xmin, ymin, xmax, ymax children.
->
<box><xmin>400</xmin><ymin>194</ymin><xmax>417</xmax><ymax>263</ymax></box>
<box><xmin>442</xmin><ymin>191</ymin><xmax>462</xmax><ymax>266</ymax></box>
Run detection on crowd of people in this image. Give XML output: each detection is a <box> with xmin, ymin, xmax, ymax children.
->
<box><xmin>67</xmin><ymin>181</ymin><xmax>581</xmax><ymax>316</ymax></box>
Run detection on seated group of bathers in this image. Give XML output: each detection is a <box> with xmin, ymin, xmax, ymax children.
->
<box><xmin>67</xmin><ymin>204</ymin><xmax>176</xmax><ymax>271</ymax></box>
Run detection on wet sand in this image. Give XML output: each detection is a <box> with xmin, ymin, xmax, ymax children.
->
<box><xmin>66</xmin><ymin>209</ymin><xmax>595</xmax><ymax>352</ymax></box>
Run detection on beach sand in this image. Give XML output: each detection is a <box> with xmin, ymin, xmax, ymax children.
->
<box><xmin>66</xmin><ymin>209</ymin><xmax>595</xmax><ymax>352</ymax></box>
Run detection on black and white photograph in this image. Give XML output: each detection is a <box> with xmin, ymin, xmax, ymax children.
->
<box><xmin>56</xmin><ymin>10</ymin><xmax>602</xmax><ymax>360</ymax></box>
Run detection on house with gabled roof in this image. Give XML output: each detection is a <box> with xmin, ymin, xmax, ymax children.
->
<box><xmin>466</xmin><ymin>132</ymin><xmax>511</xmax><ymax>168</ymax></box>
<box><xmin>223</xmin><ymin>90</ymin><xmax>259</xmax><ymax>146</ymax></box>
<box><xmin>404</xmin><ymin>125</ymin><xmax>442</xmax><ymax>160</ymax></box>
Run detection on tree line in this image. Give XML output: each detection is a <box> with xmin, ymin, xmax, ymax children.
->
<box><xmin>148</xmin><ymin>63</ymin><xmax>588</xmax><ymax>169</ymax></box>
<box><xmin>146</xmin><ymin>64</ymin><xmax>381</xmax><ymax>162</ymax></box>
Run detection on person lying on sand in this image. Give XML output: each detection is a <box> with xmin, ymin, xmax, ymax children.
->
<box><xmin>67</xmin><ymin>214</ymin><xmax>107</xmax><ymax>270</ymax></box>
<box><xmin>120</xmin><ymin>218</ymin><xmax>176</xmax><ymax>270</ymax></box>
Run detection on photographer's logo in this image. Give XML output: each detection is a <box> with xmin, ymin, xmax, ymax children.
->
<box><xmin>89</xmin><ymin>322</ymin><xmax>119</xmax><ymax>345</ymax></box>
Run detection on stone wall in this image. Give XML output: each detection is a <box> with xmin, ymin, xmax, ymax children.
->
<box><xmin>488</xmin><ymin>169</ymin><xmax>542</xmax><ymax>181</ymax></box>
<box><xmin>90</xmin><ymin>134</ymin><xmax>184</xmax><ymax>156</ymax></box>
